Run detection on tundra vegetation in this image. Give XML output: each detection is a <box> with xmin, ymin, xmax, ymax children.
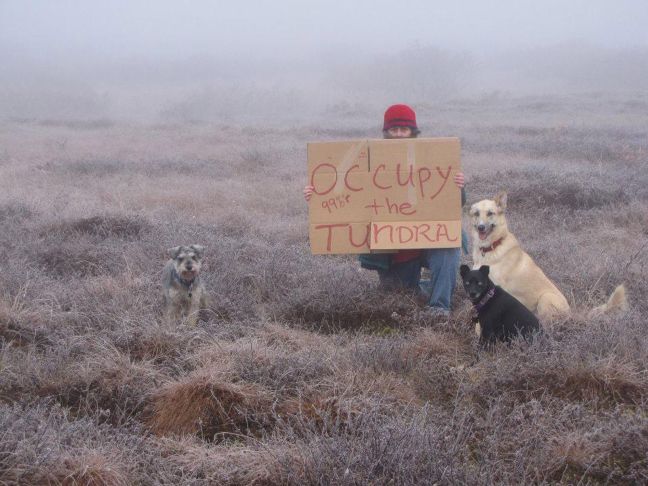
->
<box><xmin>0</xmin><ymin>92</ymin><xmax>647</xmax><ymax>484</ymax></box>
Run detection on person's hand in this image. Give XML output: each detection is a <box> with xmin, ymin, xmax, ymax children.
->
<box><xmin>303</xmin><ymin>185</ymin><xmax>314</xmax><ymax>202</ymax></box>
<box><xmin>454</xmin><ymin>171</ymin><xmax>465</xmax><ymax>189</ymax></box>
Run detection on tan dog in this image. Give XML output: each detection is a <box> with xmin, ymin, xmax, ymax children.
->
<box><xmin>470</xmin><ymin>192</ymin><xmax>627</xmax><ymax>320</ymax></box>
<box><xmin>162</xmin><ymin>245</ymin><xmax>207</xmax><ymax>326</ymax></box>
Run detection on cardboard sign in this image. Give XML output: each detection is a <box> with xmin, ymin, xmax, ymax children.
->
<box><xmin>308</xmin><ymin>138</ymin><xmax>461</xmax><ymax>254</ymax></box>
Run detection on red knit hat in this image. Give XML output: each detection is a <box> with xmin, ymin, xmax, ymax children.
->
<box><xmin>383</xmin><ymin>104</ymin><xmax>418</xmax><ymax>131</ymax></box>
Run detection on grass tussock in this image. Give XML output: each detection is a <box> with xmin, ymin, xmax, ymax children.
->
<box><xmin>507</xmin><ymin>178</ymin><xmax>630</xmax><ymax>211</ymax></box>
<box><xmin>37</xmin><ymin>244</ymin><xmax>120</xmax><ymax>278</ymax></box>
<box><xmin>113</xmin><ymin>325</ymin><xmax>191</xmax><ymax>365</ymax></box>
<box><xmin>0</xmin><ymin>344</ymin><xmax>165</xmax><ymax>424</ymax></box>
<box><xmin>484</xmin><ymin>358</ymin><xmax>645</xmax><ymax>406</ymax></box>
<box><xmin>544</xmin><ymin>423</ymin><xmax>648</xmax><ymax>483</ymax></box>
<box><xmin>49</xmin><ymin>356</ymin><xmax>163</xmax><ymax>425</ymax></box>
<box><xmin>159</xmin><ymin>437</ymin><xmax>307</xmax><ymax>485</ymax></box>
<box><xmin>51</xmin><ymin>214</ymin><xmax>151</xmax><ymax>240</ymax></box>
<box><xmin>465</xmin><ymin>336</ymin><xmax>648</xmax><ymax>409</ymax></box>
<box><xmin>0</xmin><ymin>402</ymin><xmax>174</xmax><ymax>484</ymax></box>
<box><xmin>280</xmin><ymin>407</ymin><xmax>476</xmax><ymax>484</ymax></box>
<box><xmin>400</xmin><ymin>327</ymin><xmax>474</xmax><ymax>364</ymax></box>
<box><xmin>146</xmin><ymin>376</ymin><xmax>274</xmax><ymax>440</ymax></box>
<box><xmin>45</xmin><ymin>452</ymin><xmax>131</xmax><ymax>486</ymax></box>
<box><xmin>0</xmin><ymin>296</ymin><xmax>51</xmax><ymax>349</ymax></box>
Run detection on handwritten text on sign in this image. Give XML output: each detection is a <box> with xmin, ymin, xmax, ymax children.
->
<box><xmin>308</xmin><ymin>138</ymin><xmax>462</xmax><ymax>254</ymax></box>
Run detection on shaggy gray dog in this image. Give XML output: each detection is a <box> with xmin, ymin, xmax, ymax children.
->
<box><xmin>162</xmin><ymin>245</ymin><xmax>207</xmax><ymax>326</ymax></box>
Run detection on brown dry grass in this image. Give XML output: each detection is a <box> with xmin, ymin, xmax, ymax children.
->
<box><xmin>543</xmin><ymin>422</ymin><xmax>648</xmax><ymax>483</ymax></box>
<box><xmin>43</xmin><ymin>452</ymin><xmax>130</xmax><ymax>486</ymax></box>
<box><xmin>0</xmin><ymin>92</ymin><xmax>646</xmax><ymax>484</ymax></box>
<box><xmin>146</xmin><ymin>375</ymin><xmax>274</xmax><ymax>439</ymax></box>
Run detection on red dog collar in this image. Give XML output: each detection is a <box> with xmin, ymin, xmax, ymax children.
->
<box><xmin>480</xmin><ymin>237</ymin><xmax>505</xmax><ymax>255</ymax></box>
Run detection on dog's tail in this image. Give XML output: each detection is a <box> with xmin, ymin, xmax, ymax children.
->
<box><xmin>589</xmin><ymin>284</ymin><xmax>629</xmax><ymax>317</ymax></box>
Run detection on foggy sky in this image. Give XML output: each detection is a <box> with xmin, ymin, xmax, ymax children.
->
<box><xmin>2</xmin><ymin>0</ymin><xmax>647</xmax><ymax>121</ymax></box>
<box><xmin>2</xmin><ymin>0</ymin><xmax>648</xmax><ymax>63</ymax></box>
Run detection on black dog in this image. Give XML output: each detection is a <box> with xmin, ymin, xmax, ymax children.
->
<box><xmin>460</xmin><ymin>265</ymin><xmax>540</xmax><ymax>345</ymax></box>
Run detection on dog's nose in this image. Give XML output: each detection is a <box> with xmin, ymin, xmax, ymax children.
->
<box><xmin>477</xmin><ymin>224</ymin><xmax>486</xmax><ymax>232</ymax></box>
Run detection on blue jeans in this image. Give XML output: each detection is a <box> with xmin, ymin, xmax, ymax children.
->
<box><xmin>377</xmin><ymin>258</ymin><xmax>422</xmax><ymax>292</ymax></box>
<box><xmin>420</xmin><ymin>247</ymin><xmax>461</xmax><ymax>311</ymax></box>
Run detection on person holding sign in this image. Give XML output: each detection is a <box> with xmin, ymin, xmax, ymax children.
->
<box><xmin>304</xmin><ymin>104</ymin><xmax>466</xmax><ymax>319</ymax></box>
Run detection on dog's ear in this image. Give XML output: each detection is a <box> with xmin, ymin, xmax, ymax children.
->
<box><xmin>494</xmin><ymin>191</ymin><xmax>507</xmax><ymax>210</ymax></box>
<box><xmin>168</xmin><ymin>246</ymin><xmax>182</xmax><ymax>259</ymax></box>
<box><xmin>190</xmin><ymin>245</ymin><xmax>205</xmax><ymax>257</ymax></box>
<box><xmin>478</xmin><ymin>265</ymin><xmax>490</xmax><ymax>277</ymax></box>
<box><xmin>460</xmin><ymin>264</ymin><xmax>470</xmax><ymax>278</ymax></box>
